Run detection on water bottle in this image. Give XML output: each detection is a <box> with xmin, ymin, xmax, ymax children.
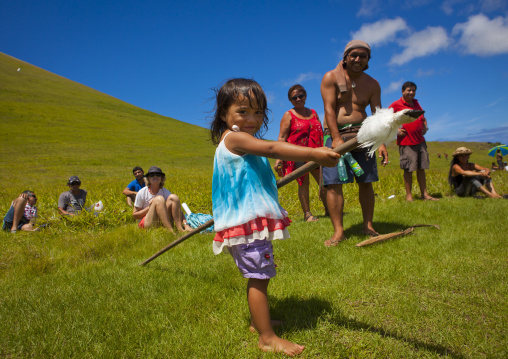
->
<box><xmin>337</xmin><ymin>157</ymin><xmax>348</xmax><ymax>181</ymax></box>
<box><xmin>344</xmin><ymin>152</ymin><xmax>364</xmax><ymax>177</ymax></box>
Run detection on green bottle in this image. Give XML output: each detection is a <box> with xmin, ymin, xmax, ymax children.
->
<box><xmin>344</xmin><ymin>152</ymin><xmax>364</xmax><ymax>177</ymax></box>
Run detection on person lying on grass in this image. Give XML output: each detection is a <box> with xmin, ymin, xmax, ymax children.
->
<box><xmin>448</xmin><ymin>147</ymin><xmax>502</xmax><ymax>198</ymax></box>
<box><xmin>133</xmin><ymin>166</ymin><xmax>192</xmax><ymax>232</ymax></box>
<box><xmin>2</xmin><ymin>190</ymin><xmax>38</xmax><ymax>233</ymax></box>
<box><xmin>210</xmin><ymin>78</ymin><xmax>340</xmax><ymax>356</ymax></box>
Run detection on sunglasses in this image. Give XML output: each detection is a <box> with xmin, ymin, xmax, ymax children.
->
<box><xmin>290</xmin><ymin>94</ymin><xmax>305</xmax><ymax>101</ymax></box>
<box><xmin>148</xmin><ymin>173</ymin><xmax>162</xmax><ymax>177</ymax></box>
<box><xmin>348</xmin><ymin>53</ymin><xmax>368</xmax><ymax>60</ymax></box>
<box><xmin>30</xmin><ymin>195</ymin><xmax>37</xmax><ymax>200</ymax></box>
<box><xmin>70</xmin><ymin>182</ymin><xmax>81</xmax><ymax>185</ymax></box>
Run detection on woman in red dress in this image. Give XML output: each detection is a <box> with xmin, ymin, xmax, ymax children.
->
<box><xmin>274</xmin><ymin>84</ymin><xmax>327</xmax><ymax>221</ymax></box>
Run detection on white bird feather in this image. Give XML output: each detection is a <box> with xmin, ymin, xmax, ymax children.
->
<box><xmin>357</xmin><ymin>108</ymin><xmax>418</xmax><ymax>156</ymax></box>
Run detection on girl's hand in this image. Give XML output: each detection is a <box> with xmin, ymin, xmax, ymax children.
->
<box><xmin>274</xmin><ymin>160</ymin><xmax>284</xmax><ymax>177</ymax></box>
<box><xmin>314</xmin><ymin>147</ymin><xmax>341</xmax><ymax>167</ymax></box>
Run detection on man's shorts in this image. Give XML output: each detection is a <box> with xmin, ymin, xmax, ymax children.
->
<box><xmin>323</xmin><ymin>136</ymin><xmax>378</xmax><ymax>185</ymax></box>
<box><xmin>227</xmin><ymin>239</ymin><xmax>276</xmax><ymax>280</ymax></box>
<box><xmin>399</xmin><ymin>142</ymin><xmax>430</xmax><ymax>172</ymax></box>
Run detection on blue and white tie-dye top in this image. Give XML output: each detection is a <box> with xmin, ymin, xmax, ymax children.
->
<box><xmin>212</xmin><ymin>135</ymin><xmax>287</xmax><ymax>232</ymax></box>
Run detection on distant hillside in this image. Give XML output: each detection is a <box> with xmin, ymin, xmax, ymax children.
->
<box><xmin>0</xmin><ymin>52</ymin><xmax>214</xmax><ymax>187</ymax></box>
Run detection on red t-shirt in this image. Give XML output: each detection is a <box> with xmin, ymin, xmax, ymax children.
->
<box><xmin>389</xmin><ymin>97</ymin><xmax>426</xmax><ymax>146</ymax></box>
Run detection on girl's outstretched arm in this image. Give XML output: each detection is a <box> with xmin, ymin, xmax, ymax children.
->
<box><xmin>225</xmin><ymin>131</ymin><xmax>340</xmax><ymax>167</ymax></box>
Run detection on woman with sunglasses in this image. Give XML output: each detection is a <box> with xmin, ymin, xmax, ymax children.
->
<box><xmin>274</xmin><ymin>84</ymin><xmax>327</xmax><ymax>222</ymax></box>
<box><xmin>133</xmin><ymin>166</ymin><xmax>192</xmax><ymax>232</ymax></box>
<box><xmin>2</xmin><ymin>190</ymin><xmax>38</xmax><ymax>233</ymax></box>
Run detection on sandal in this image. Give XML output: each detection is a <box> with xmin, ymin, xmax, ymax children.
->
<box><xmin>324</xmin><ymin>237</ymin><xmax>346</xmax><ymax>247</ymax></box>
<box><xmin>304</xmin><ymin>212</ymin><xmax>319</xmax><ymax>222</ymax></box>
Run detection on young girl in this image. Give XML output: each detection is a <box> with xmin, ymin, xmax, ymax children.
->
<box><xmin>210</xmin><ymin>78</ymin><xmax>340</xmax><ymax>356</ymax></box>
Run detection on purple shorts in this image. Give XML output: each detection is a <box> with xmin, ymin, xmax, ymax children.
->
<box><xmin>228</xmin><ymin>239</ymin><xmax>276</xmax><ymax>280</ymax></box>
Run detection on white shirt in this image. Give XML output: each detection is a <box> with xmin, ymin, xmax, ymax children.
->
<box><xmin>134</xmin><ymin>186</ymin><xmax>171</xmax><ymax>209</ymax></box>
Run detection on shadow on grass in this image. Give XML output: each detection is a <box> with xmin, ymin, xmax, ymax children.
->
<box><xmin>270</xmin><ymin>295</ymin><xmax>464</xmax><ymax>358</ymax></box>
<box><xmin>330</xmin><ymin>312</ymin><xmax>466</xmax><ymax>358</ymax></box>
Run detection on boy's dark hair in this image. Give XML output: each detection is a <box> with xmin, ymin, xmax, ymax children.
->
<box><xmin>402</xmin><ymin>81</ymin><xmax>417</xmax><ymax>91</ymax></box>
<box><xmin>22</xmin><ymin>190</ymin><xmax>35</xmax><ymax>197</ymax></box>
<box><xmin>288</xmin><ymin>84</ymin><xmax>306</xmax><ymax>100</ymax></box>
<box><xmin>209</xmin><ymin>78</ymin><xmax>270</xmax><ymax>146</ymax></box>
<box><xmin>132</xmin><ymin>166</ymin><xmax>143</xmax><ymax>174</ymax></box>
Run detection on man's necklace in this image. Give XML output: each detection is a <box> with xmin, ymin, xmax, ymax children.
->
<box><xmin>351</xmin><ymin>81</ymin><xmax>356</xmax><ymax>88</ymax></box>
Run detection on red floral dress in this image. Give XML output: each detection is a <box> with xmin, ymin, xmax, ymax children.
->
<box><xmin>282</xmin><ymin>109</ymin><xmax>323</xmax><ymax>185</ymax></box>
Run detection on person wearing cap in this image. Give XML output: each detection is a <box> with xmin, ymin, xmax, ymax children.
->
<box><xmin>122</xmin><ymin>166</ymin><xmax>146</xmax><ymax>206</ymax></box>
<box><xmin>389</xmin><ymin>81</ymin><xmax>438</xmax><ymax>202</ymax></box>
<box><xmin>58</xmin><ymin>176</ymin><xmax>88</xmax><ymax>215</ymax></box>
<box><xmin>320</xmin><ymin>40</ymin><xmax>387</xmax><ymax>246</ymax></box>
<box><xmin>2</xmin><ymin>191</ymin><xmax>38</xmax><ymax>233</ymax></box>
<box><xmin>449</xmin><ymin>147</ymin><xmax>502</xmax><ymax>198</ymax></box>
<box><xmin>133</xmin><ymin>166</ymin><xmax>191</xmax><ymax>232</ymax></box>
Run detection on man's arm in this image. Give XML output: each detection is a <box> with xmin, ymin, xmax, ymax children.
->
<box><xmin>321</xmin><ymin>71</ymin><xmax>342</xmax><ymax>149</ymax></box>
<box><xmin>122</xmin><ymin>187</ymin><xmax>137</xmax><ymax>197</ymax></box>
<box><xmin>57</xmin><ymin>193</ymin><xmax>72</xmax><ymax>215</ymax></box>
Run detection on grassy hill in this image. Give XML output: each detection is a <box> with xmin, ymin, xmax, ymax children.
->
<box><xmin>0</xmin><ymin>52</ymin><xmax>215</xmax><ymax>187</ymax></box>
<box><xmin>1</xmin><ymin>53</ymin><xmax>507</xmax><ymax>358</ymax></box>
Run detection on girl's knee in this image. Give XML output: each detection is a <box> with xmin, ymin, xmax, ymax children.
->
<box><xmin>167</xmin><ymin>194</ymin><xmax>180</xmax><ymax>203</ymax></box>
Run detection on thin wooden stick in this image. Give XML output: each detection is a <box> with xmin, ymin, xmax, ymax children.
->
<box><xmin>140</xmin><ymin>138</ymin><xmax>359</xmax><ymax>266</ymax></box>
<box><xmin>139</xmin><ymin>110</ymin><xmax>424</xmax><ymax>265</ymax></box>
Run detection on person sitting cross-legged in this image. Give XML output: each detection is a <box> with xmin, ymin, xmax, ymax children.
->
<box><xmin>133</xmin><ymin>166</ymin><xmax>192</xmax><ymax>232</ymax></box>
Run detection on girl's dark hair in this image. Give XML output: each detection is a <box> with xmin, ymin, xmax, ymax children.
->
<box><xmin>209</xmin><ymin>78</ymin><xmax>270</xmax><ymax>146</ymax></box>
<box><xmin>288</xmin><ymin>84</ymin><xmax>306</xmax><ymax>100</ymax></box>
<box><xmin>447</xmin><ymin>156</ymin><xmax>460</xmax><ymax>188</ymax></box>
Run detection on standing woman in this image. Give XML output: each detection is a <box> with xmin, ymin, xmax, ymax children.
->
<box><xmin>449</xmin><ymin>147</ymin><xmax>502</xmax><ymax>198</ymax></box>
<box><xmin>274</xmin><ymin>84</ymin><xmax>327</xmax><ymax>221</ymax></box>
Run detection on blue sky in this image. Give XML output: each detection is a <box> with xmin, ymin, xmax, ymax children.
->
<box><xmin>2</xmin><ymin>0</ymin><xmax>508</xmax><ymax>145</ymax></box>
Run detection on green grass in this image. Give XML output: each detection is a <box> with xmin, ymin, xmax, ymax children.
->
<box><xmin>1</xmin><ymin>52</ymin><xmax>507</xmax><ymax>358</ymax></box>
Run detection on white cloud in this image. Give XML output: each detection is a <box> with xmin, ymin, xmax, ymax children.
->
<box><xmin>351</xmin><ymin>18</ymin><xmax>408</xmax><ymax>46</ymax></box>
<box><xmin>390</xmin><ymin>26</ymin><xmax>451</xmax><ymax>65</ymax></box>
<box><xmin>357</xmin><ymin>0</ymin><xmax>382</xmax><ymax>17</ymax></box>
<box><xmin>416</xmin><ymin>68</ymin><xmax>435</xmax><ymax>77</ymax></box>
<box><xmin>385</xmin><ymin>80</ymin><xmax>403</xmax><ymax>93</ymax></box>
<box><xmin>265</xmin><ymin>91</ymin><xmax>276</xmax><ymax>104</ymax></box>
<box><xmin>453</xmin><ymin>14</ymin><xmax>508</xmax><ymax>55</ymax></box>
<box><xmin>281</xmin><ymin>72</ymin><xmax>322</xmax><ymax>87</ymax></box>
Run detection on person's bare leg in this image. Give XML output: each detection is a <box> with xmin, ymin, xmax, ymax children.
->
<box><xmin>126</xmin><ymin>195</ymin><xmax>135</xmax><ymax>207</ymax></box>
<box><xmin>324</xmin><ymin>184</ymin><xmax>346</xmax><ymax>246</ymax></box>
<box><xmin>143</xmin><ymin>196</ymin><xmax>175</xmax><ymax>232</ymax></box>
<box><xmin>403</xmin><ymin>171</ymin><xmax>413</xmax><ymax>202</ymax></box>
<box><xmin>299</xmin><ymin>176</ymin><xmax>316</xmax><ymax>221</ymax></box>
<box><xmin>20</xmin><ymin>223</ymin><xmax>37</xmax><ymax>232</ymax></box>
<box><xmin>486</xmin><ymin>180</ymin><xmax>500</xmax><ymax>196</ymax></box>
<box><xmin>311</xmin><ymin>168</ymin><xmax>328</xmax><ymax>216</ymax></box>
<box><xmin>417</xmin><ymin>169</ymin><xmax>438</xmax><ymax>200</ymax></box>
<box><xmin>358</xmin><ymin>182</ymin><xmax>378</xmax><ymax>236</ymax></box>
<box><xmin>248</xmin><ymin>279</ymin><xmax>304</xmax><ymax>356</ymax></box>
<box><xmin>166</xmin><ymin>194</ymin><xmax>191</xmax><ymax>232</ymax></box>
<box><xmin>478</xmin><ymin>184</ymin><xmax>502</xmax><ymax>198</ymax></box>
<box><xmin>11</xmin><ymin>197</ymin><xmax>28</xmax><ymax>232</ymax></box>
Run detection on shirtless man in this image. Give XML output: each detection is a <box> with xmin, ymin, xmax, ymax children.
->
<box><xmin>320</xmin><ymin>40</ymin><xmax>387</xmax><ymax>246</ymax></box>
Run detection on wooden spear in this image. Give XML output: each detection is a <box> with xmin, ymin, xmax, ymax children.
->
<box><xmin>139</xmin><ymin>109</ymin><xmax>424</xmax><ymax>266</ymax></box>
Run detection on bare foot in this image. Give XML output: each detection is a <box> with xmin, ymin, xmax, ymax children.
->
<box><xmin>259</xmin><ymin>336</ymin><xmax>305</xmax><ymax>357</ymax></box>
<box><xmin>324</xmin><ymin>236</ymin><xmax>347</xmax><ymax>247</ymax></box>
<box><xmin>249</xmin><ymin>319</ymin><xmax>283</xmax><ymax>333</ymax></box>
<box><xmin>406</xmin><ymin>195</ymin><xmax>413</xmax><ymax>202</ymax></box>
<box><xmin>423</xmin><ymin>196</ymin><xmax>439</xmax><ymax>201</ymax></box>
<box><xmin>362</xmin><ymin>229</ymin><xmax>379</xmax><ymax>237</ymax></box>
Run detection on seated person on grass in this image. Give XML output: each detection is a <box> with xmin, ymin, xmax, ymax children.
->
<box><xmin>122</xmin><ymin>166</ymin><xmax>145</xmax><ymax>206</ymax></box>
<box><xmin>449</xmin><ymin>147</ymin><xmax>502</xmax><ymax>198</ymax></box>
<box><xmin>133</xmin><ymin>166</ymin><xmax>192</xmax><ymax>233</ymax></box>
<box><xmin>58</xmin><ymin>176</ymin><xmax>88</xmax><ymax>215</ymax></box>
<box><xmin>2</xmin><ymin>191</ymin><xmax>39</xmax><ymax>233</ymax></box>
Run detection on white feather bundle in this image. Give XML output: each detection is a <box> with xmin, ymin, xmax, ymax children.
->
<box><xmin>357</xmin><ymin>108</ymin><xmax>416</xmax><ymax>156</ymax></box>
